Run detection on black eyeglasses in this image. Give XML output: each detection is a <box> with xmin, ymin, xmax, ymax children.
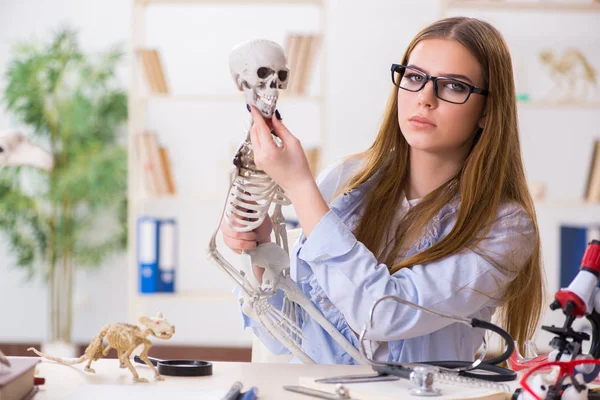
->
<box><xmin>391</xmin><ymin>64</ymin><xmax>489</xmax><ymax>104</ymax></box>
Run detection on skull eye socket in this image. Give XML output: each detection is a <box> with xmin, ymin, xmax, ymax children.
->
<box><xmin>257</xmin><ymin>67</ymin><xmax>274</xmax><ymax>79</ymax></box>
<box><xmin>278</xmin><ymin>71</ymin><xmax>288</xmax><ymax>82</ymax></box>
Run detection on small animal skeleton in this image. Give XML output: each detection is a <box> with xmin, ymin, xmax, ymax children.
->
<box><xmin>27</xmin><ymin>312</ymin><xmax>175</xmax><ymax>383</ymax></box>
<box><xmin>539</xmin><ymin>48</ymin><xmax>598</xmax><ymax>103</ymax></box>
<box><xmin>207</xmin><ymin>39</ymin><xmax>368</xmax><ymax>364</ymax></box>
<box><xmin>0</xmin><ymin>130</ymin><xmax>54</xmax><ymax>171</ymax></box>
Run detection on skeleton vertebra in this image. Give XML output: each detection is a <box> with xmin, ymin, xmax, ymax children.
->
<box><xmin>28</xmin><ymin>312</ymin><xmax>175</xmax><ymax>382</ymax></box>
<box><xmin>208</xmin><ymin>39</ymin><xmax>367</xmax><ymax>364</ymax></box>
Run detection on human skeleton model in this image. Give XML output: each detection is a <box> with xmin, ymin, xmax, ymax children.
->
<box><xmin>207</xmin><ymin>39</ymin><xmax>367</xmax><ymax>364</ymax></box>
<box><xmin>0</xmin><ymin>130</ymin><xmax>54</xmax><ymax>369</ymax></box>
<box><xmin>28</xmin><ymin>312</ymin><xmax>175</xmax><ymax>383</ymax></box>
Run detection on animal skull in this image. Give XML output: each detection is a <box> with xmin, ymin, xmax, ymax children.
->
<box><xmin>0</xmin><ymin>131</ymin><xmax>54</xmax><ymax>171</ymax></box>
<box><xmin>139</xmin><ymin>312</ymin><xmax>175</xmax><ymax>340</ymax></box>
<box><xmin>229</xmin><ymin>39</ymin><xmax>289</xmax><ymax>118</ymax></box>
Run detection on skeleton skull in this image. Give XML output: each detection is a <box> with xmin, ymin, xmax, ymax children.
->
<box><xmin>0</xmin><ymin>131</ymin><xmax>54</xmax><ymax>171</ymax></box>
<box><xmin>229</xmin><ymin>39</ymin><xmax>289</xmax><ymax>118</ymax></box>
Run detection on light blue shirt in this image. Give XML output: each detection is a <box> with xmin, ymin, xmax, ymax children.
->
<box><xmin>237</xmin><ymin>158</ymin><xmax>535</xmax><ymax>364</ymax></box>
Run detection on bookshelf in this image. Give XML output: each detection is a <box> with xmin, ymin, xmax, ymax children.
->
<box><xmin>127</xmin><ymin>0</ymin><xmax>326</xmax><ymax>346</ymax></box>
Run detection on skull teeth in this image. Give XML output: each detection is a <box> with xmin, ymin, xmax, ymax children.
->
<box><xmin>254</xmin><ymin>97</ymin><xmax>276</xmax><ymax>114</ymax></box>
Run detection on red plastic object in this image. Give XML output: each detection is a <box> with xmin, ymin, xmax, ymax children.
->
<box><xmin>520</xmin><ymin>359</ymin><xmax>600</xmax><ymax>400</ymax></box>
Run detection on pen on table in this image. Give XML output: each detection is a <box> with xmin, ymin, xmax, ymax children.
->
<box><xmin>239</xmin><ymin>386</ymin><xmax>258</xmax><ymax>400</ymax></box>
<box><xmin>222</xmin><ymin>381</ymin><xmax>243</xmax><ymax>400</ymax></box>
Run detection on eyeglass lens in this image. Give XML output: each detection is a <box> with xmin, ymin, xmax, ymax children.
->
<box><xmin>393</xmin><ymin>66</ymin><xmax>472</xmax><ymax>104</ymax></box>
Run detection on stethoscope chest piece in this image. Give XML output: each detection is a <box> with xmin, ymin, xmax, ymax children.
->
<box><xmin>409</xmin><ymin>366</ymin><xmax>442</xmax><ymax>397</ymax></box>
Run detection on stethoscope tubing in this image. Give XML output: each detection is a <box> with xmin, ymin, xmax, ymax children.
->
<box><xmin>359</xmin><ymin>295</ymin><xmax>517</xmax><ymax>382</ymax></box>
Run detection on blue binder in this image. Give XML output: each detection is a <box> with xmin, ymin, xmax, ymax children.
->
<box><xmin>560</xmin><ymin>225</ymin><xmax>600</xmax><ymax>289</ymax></box>
<box><xmin>138</xmin><ymin>217</ymin><xmax>159</xmax><ymax>293</ymax></box>
<box><xmin>157</xmin><ymin>219</ymin><xmax>177</xmax><ymax>293</ymax></box>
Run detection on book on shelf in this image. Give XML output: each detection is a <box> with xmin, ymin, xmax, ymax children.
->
<box><xmin>560</xmin><ymin>224</ymin><xmax>600</xmax><ymax>289</ymax></box>
<box><xmin>0</xmin><ymin>357</ymin><xmax>40</xmax><ymax>400</ymax></box>
<box><xmin>585</xmin><ymin>139</ymin><xmax>600</xmax><ymax>203</ymax></box>
<box><xmin>158</xmin><ymin>146</ymin><xmax>177</xmax><ymax>194</ymax></box>
<box><xmin>157</xmin><ymin>219</ymin><xmax>177</xmax><ymax>293</ymax></box>
<box><xmin>137</xmin><ymin>217</ymin><xmax>177</xmax><ymax>294</ymax></box>
<box><xmin>284</xmin><ymin>34</ymin><xmax>322</xmax><ymax>96</ymax></box>
<box><xmin>138</xmin><ymin>49</ymin><xmax>169</xmax><ymax>94</ymax></box>
<box><xmin>304</xmin><ymin>147</ymin><xmax>320</xmax><ymax>178</ymax></box>
<box><xmin>136</xmin><ymin>132</ymin><xmax>176</xmax><ymax>197</ymax></box>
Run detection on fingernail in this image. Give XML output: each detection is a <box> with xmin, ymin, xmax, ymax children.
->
<box><xmin>275</xmin><ymin>109</ymin><xmax>282</xmax><ymax>120</ymax></box>
<box><xmin>246</xmin><ymin>104</ymin><xmax>251</xmax><ymax>112</ymax></box>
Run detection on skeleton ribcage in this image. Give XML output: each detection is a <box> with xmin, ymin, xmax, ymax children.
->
<box><xmin>224</xmin><ymin>137</ymin><xmax>291</xmax><ymax>232</ymax></box>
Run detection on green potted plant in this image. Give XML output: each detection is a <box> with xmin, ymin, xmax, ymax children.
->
<box><xmin>0</xmin><ymin>27</ymin><xmax>128</xmax><ymax>353</ymax></box>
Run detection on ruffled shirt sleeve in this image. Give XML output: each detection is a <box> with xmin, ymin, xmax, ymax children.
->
<box><xmin>297</xmin><ymin>203</ymin><xmax>535</xmax><ymax>341</ymax></box>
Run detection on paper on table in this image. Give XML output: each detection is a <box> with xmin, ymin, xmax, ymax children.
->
<box><xmin>299</xmin><ymin>376</ymin><xmax>510</xmax><ymax>400</ymax></box>
<box><xmin>68</xmin><ymin>384</ymin><xmax>228</xmax><ymax>400</ymax></box>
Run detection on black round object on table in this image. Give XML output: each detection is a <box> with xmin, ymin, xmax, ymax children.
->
<box><xmin>133</xmin><ymin>355</ymin><xmax>213</xmax><ymax>377</ymax></box>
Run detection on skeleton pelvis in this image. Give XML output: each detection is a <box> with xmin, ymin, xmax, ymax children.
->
<box><xmin>247</xmin><ymin>243</ymin><xmax>290</xmax><ymax>290</ymax></box>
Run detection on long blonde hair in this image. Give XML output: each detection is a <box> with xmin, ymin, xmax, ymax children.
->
<box><xmin>340</xmin><ymin>17</ymin><xmax>543</xmax><ymax>353</ymax></box>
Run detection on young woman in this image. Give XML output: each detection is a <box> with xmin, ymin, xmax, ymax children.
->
<box><xmin>221</xmin><ymin>16</ymin><xmax>544</xmax><ymax>364</ymax></box>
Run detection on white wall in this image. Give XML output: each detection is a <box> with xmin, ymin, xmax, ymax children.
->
<box><xmin>1</xmin><ymin>0</ymin><xmax>599</xmax><ymax>347</ymax></box>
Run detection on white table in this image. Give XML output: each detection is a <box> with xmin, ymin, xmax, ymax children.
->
<box><xmin>32</xmin><ymin>358</ymin><xmax>375</xmax><ymax>399</ymax></box>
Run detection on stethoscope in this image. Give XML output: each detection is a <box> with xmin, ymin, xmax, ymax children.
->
<box><xmin>357</xmin><ymin>295</ymin><xmax>517</xmax><ymax>383</ymax></box>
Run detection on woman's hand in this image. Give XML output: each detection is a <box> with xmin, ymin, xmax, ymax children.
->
<box><xmin>248</xmin><ymin>106</ymin><xmax>314</xmax><ymax>198</ymax></box>
<box><xmin>220</xmin><ymin>212</ymin><xmax>272</xmax><ymax>254</ymax></box>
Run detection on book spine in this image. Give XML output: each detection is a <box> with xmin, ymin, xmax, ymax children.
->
<box><xmin>157</xmin><ymin>219</ymin><xmax>177</xmax><ymax>293</ymax></box>
<box><xmin>560</xmin><ymin>225</ymin><xmax>600</xmax><ymax>288</ymax></box>
<box><xmin>145</xmin><ymin>133</ymin><xmax>169</xmax><ymax>196</ymax></box>
<box><xmin>139</xmin><ymin>50</ymin><xmax>160</xmax><ymax>94</ymax></box>
<box><xmin>138</xmin><ymin>217</ymin><xmax>159</xmax><ymax>293</ymax></box>
<box><xmin>159</xmin><ymin>146</ymin><xmax>176</xmax><ymax>194</ymax></box>
<box><xmin>150</xmin><ymin>50</ymin><xmax>169</xmax><ymax>94</ymax></box>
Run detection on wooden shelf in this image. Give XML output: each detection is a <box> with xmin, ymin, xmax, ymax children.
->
<box><xmin>138</xmin><ymin>0</ymin><xmax>322</xmax><ymax>5</ymax></box>
<box><xmin>534</xmin><ymin>200</ymin><xmax>600</xmax><ymax>208</ymax></box>
<box><xmin>140</xmin><ymin>93</ymin><xmax>324</xmax><ymax>103</ymax></box>
<box><xmin>445</xmin><ymin>0</ymin><xmax>600</xmax><ymax>12</ymax></box>
<box><xmin>136</xmin><ymin>290</ymin><xmax>236</xmax><ymax>299</ymax></box>
<box><xmin>518</xmin><ymin>100</ymin><xmax>600</xmax><ymax>109</ymax></box>
<box><xmin>135</xmin><ymin>193</ymin><xmax>225</xmax><ymax>205</ymax></box>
